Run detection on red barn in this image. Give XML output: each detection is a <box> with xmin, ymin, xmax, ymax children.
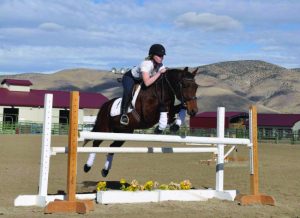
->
<box><xmin>190</xmin><ymin>111</ymin><xmax>248</xmax><ymax>129</ymax></box>
<box><xmin>0</xmin><ymin>79</ymin><xmax>108</xmax><ymax>128</ymax></box>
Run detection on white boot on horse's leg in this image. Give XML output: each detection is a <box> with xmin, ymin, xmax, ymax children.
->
<box><xmin>102</xmin><ymin>154</ymin><xmax>114</xmax><ymax>177</ymax></box>
<box><xmin>154</xmin><ymin>112</ymin><xmax>168</xmax><ymax>134</ymax></box>
<box><xmin>84</xmin><ymin>153</ymin><xmax>96</xmax><ymax>173</ymax></box>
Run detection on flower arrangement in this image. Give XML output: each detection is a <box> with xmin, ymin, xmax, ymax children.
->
<box><xmin>96</xmin><ymin>181</ymin><xmax>107</xmax><ymax>191</ymax></box>
<box><xmin>96</xmin><ymin>179</ymin><xmax>192</xmax><ymax>192</ymax></box>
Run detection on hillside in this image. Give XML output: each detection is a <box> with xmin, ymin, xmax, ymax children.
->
<box><xmin>196</xmin><ymin>60</ymin><xmax>300</xmax><ymax>113</ymax></box>
<box><xmin>1</xmin><ymin>60</ymin><xmax>299</xmax><ymax>113</ymax></box>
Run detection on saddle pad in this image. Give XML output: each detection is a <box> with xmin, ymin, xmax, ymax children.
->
<box><xmin>110</xmin><ymin>85</ymin><xmax>141</xmax><ymax>117</ymax></box>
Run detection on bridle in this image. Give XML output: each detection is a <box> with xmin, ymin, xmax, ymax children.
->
<box><xmin>163</xmin><ymin>74</ymin><xmax>197</xmax><ymax>106</ymax></box>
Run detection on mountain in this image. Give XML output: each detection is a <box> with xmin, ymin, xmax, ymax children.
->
<box><xmin>196</xmin><ymin>60</ymin><xmax>300</xmax><ymax>113</ymax></box>
<box><xmin>292</xmin><ymin>68</ymin><xmax>300</xmax><ymax>73</ymax></box>
<box><xmin>1</xmin><ymin>60</ymin><xmax>299</xmax><ymax>113</ymax></box>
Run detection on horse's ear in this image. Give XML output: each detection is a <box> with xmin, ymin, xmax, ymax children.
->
<box><xmin>184</xmin><ymin>67</ymin><xmax>188</xmax><ymax>71</ymax></box>
<box><xmin>191</xmin><ymin>67</ymin><xmax>198</xmax><ymax>76</ymax></box>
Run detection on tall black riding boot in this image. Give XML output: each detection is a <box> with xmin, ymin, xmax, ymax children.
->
<box><xmin>120</xmin><ymin>95</ymin><xmax>131</xmax><ymax>125</ymax></box>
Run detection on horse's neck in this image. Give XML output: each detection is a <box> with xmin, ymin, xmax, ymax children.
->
<box><xmin>156</xmin><ymin>76</ymin><xmax>176</xmax><ymax>102</ymax></box>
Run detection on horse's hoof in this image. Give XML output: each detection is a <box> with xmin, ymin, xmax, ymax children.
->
<box><xmin>101</xmin><ymin>169</ymin><xmax>109</xmax><ymax>177</ymax></box>
<box><xmin>154</xmin><ymin>126</ymin><xmax>163</xmax><ymax>134</ymax></box>
<box><xmin>170</xmin><ymin>124</ymin><xmax>180</xmax><ymax>133</ymax></box>
<box><xmin>84</xmin><ymin>164</ymin><xmax>91</xmax><ymax>173</ymax></box>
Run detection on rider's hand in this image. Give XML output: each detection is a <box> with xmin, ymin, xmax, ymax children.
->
<box><xmin>159</xmin><ymin>67</ymin><xmax>167</xmax><ymax>74</ymax></box>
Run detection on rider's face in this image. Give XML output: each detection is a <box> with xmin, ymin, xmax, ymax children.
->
<box><xmin>153</xmin><ymin>54</ymin><xmax>164</xmax><ymax>64</ymax></box>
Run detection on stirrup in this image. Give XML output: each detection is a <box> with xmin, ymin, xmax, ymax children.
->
<box><xmin>120</xmin><ymin>114</ymin><xmax>129</xmax><ymax>125</ymax></box>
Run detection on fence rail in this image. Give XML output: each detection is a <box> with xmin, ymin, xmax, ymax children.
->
<box><xmin>0</xmin><ymin>122</ymin><xmax>299</xmax><ymax>144</ymax></box>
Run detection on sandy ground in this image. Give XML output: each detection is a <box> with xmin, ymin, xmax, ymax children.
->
<box><xmin>0</xmin><ymin>135</ymin><xmax>300</xmax><ymax>217</ymax></box>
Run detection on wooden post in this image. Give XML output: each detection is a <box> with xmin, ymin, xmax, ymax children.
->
<box><xmin>235</xmin><ymin>105</ymin><xmax>275</xmax><ymax>206</ymax></box>
<box><xmin>44</xmin><ymin>91</ymin><xmax>94</xmax><ymax>214</ymax></box>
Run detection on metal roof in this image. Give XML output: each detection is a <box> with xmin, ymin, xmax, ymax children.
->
<box><xmin>194</xmin><ymin>111</ymin><xmax>248</xmax><ymax>118</ymax></box>
<box><xmin>191</xmin><ymin>111</ymin><xmax>300</xmax><ymax>128</ymax></box>
<box><xmin>0</xmin><ymin>88</ymin><xmax>108</xmax><ymax>109</ymax></box>
<box><xmin>1</xmin><ymin>79</ymin><xmax>33</xmax><ymax>86</ymax></box>
<box><xmin>257</xmin><ymin>114</ymin><xmax>300</xmax><ymax>127</ymax></box>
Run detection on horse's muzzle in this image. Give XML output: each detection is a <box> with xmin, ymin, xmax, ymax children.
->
<box><xmin>185</xmin><ymin>98</ymin><xmax>198</xmax><ymax>117</ymax></box>
<box><xmin>187</xmin><ymin>108</ymin><xmax>198</xmax><ymax>117</ymax></box>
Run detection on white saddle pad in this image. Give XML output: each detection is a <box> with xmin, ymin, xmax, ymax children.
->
<box><xmin>110</xmin><ymin>85</ymin><xmax>141</xmax><ymax>117</ymax></box>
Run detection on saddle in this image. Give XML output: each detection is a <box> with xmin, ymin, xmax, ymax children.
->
<box><xmin>110</xmin><ymin>84</ymin><xmax>141</xmax><ymax>117</ymax></box>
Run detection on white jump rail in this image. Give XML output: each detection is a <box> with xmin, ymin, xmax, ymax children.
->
<box><xmin>14</xmin><ymin>93</ymin><xmax>260</xmax><ymax>208</ymax></box>
<box><xmin>51</xmin><ymin>147</ymin><xmax>219</xmax><ymax>155</ymax></box>
<box><xmin>79</xmin><ymin>131</ymin><xmax>251</xmax><ymax>146</ymax></box>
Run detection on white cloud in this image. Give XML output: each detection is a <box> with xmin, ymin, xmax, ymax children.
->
<box><xmin>0</xmin><ymin>0</ymin><xmax>300</xmax><ymax>73</ymax></box>
<box><xmin>175</xmin><ymin>12</ymin><xmax>242</xmax><ymax>31</ymax></box>
<box><xmin>38</xmin><ymin>22</ymin><xmax>64</xmax><ymax>31</ymax></box>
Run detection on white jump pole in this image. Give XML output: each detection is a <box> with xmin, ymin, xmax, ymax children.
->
<box><xmin>51</xmin><ymin>147</ymin><xmax>218</xmax><ymax>154</ymax></box>
<box><xmin>38</xmin><ymin>94</ymin><xmax>53</xmax><ymax>206</ymax></box>
<box><xmin>216</xmin><ymin>107</ymin><xmax>225</xmax><ymax>191</ymax></box>
<box><xmin>249</xmin><ymin>108</ymin><xmax>254</xmax><ymax>175</ymax></box>
<box><xmin>79</xmin><ymin>132</ymin><xmax>250</xmax><ymax>146</ymax></box>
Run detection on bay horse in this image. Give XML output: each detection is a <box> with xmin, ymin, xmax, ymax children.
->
<box><xmin>83</xmin><ymin>67</ymin><xmax>199</xmax><ymax>177</ymax></box>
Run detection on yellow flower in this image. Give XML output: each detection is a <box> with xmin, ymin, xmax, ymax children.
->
<box><xmin>117</xmin><ymin>178</ymin><xmax>192</xmax><ymax>192</ymax></box>
<box><xmin>130</xmin><ymin>179</ymin><xmax>139</xmax><ymax>188</ymax></box>
<box><xmin>180</xmin><ymin>180</ymin><xmax>192</xmax><ymax>190</ymax></box>
<box><xmin>96</xmin><ymin>181</ymin><xmax>107</xmax><ymax>191</ymax></box>
<box><xmin>120</xmin><ymin>178</ymin><xmax>126</xmax><ymax>185</ymax></box>
<box><xmin>159</xmin><ymin>184</ymin><xmax>169</xmax><ymax>190</ymax></box>
<box><xmin>124</xmin><ymin>179</ymin><xmax>139</xmax><ymax>191</ymax></box>
<box><xmin>168</xmin><ymin>182</ymin><xmax>180</xmax><ymax>190</ymax></box>
<box><xmin>120</xmin><ymin>178</ymin><xmax>127</xmax><ymax>190</ymax></box>
<box><xmin>144</xmin><ymin>180</ymin><xmax>154</xmax><ymax>191</ymax></box>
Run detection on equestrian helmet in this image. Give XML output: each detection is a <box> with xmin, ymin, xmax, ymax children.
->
<box><xmin>148</xmin><ymin>44</ymin><xmax>166</xmax><ymax>56</ymax></box>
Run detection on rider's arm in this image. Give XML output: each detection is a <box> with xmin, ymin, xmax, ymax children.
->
<box><xmin>142</xmin><ymin>70</ymin><xmax>163</xmax><ymax>87</ymax></box>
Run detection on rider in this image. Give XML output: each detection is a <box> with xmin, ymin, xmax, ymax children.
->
<box><xmin>120</xmin><ymin>44</ymin><xmax>167</xmax><ymax>125</ymax></box>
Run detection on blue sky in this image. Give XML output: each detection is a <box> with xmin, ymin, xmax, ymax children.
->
<box><xmin>0</xmin><ymin>0</ymin><xmax>300</xmax><ymax>74</ymax></box>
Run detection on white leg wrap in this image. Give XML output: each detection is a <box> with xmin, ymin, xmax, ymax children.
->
<box><xmin>176</xmin><ymin>108</ymin><xmax>186</xmax><ymax>126</ymax></box>
<box><xmin>86</xmin><ymin>153</ymin><xmax>96</xmax><ymax>167</ymax></box>
<box><xmin>175</xmin><ymin>118</ymin><xmax>182</xmax><ymax>126</ymax></box>
<box><xmin>104</xmin><ymin>154</ymin><xmax>114</xmax><ymax>170</ymax></box>
<box><xmin>158</xmin><ymin>112</ymin><xmax>168</xmax><ymax>130</ymax></box>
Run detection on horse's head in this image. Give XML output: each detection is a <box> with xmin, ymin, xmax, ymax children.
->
<box><xmin>166</xmin><ymin>67</ymin><xmax>199</xmax><ymax>116</ymax></box>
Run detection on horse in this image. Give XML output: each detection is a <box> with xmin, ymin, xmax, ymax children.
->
<box><xmin>83</xmin><ymin>67</ymin><xmax>199</xmax><ymax>177</ymax></box>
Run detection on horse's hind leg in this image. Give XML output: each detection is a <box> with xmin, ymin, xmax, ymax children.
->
<box><xmin>84</xmin><ymin>140</ymin><xmax>102</xmax><ymax>173</ymax></box>
<box><xmin>101</xmin><ymin>140</ymin><xmax>125</xmax><ymax>177</ymax></box>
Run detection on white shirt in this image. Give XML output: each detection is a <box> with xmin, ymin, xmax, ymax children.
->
<box><xmin>131</xmin><ymin>60</ymin><xmax>165</xmax><ymax>79</ymax></box>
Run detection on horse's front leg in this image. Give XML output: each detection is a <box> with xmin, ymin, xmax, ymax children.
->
<box><xmin>169</xmin><ymin>104</ymin><xmax>187</xmax><ymax>133</ymax></box>
<box><xmin>83</xmin><ymin>140</ymin><xmax>102</xmax><ymax>173</ymax></box>
<box><xmin>102</xmin><ymin>140</ymin><xmax>125</xmax><ymax>177</ymax></box>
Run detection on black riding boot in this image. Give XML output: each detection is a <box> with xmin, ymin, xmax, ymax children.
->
<box><xmin>120</xmin><ymin>95</ymin><xmax>131</xmax><ymax>125</ymax></box>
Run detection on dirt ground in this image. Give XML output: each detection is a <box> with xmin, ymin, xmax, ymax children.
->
<box><xmin>0</xmin><ymin>135</ymin><xmax>299</xmax><ymax>218</ymax></box>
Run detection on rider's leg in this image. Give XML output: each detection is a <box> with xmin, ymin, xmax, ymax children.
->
<box><xmin>120</xmin><ymin>74</ymin><xmax>134</xmax><ymax>125</ymax></box>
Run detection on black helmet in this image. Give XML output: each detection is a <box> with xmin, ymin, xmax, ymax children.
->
<box><xmin>148</xmin><ymin>44</ymin><xmax>166</xmax><ymax>56</ymax></box>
